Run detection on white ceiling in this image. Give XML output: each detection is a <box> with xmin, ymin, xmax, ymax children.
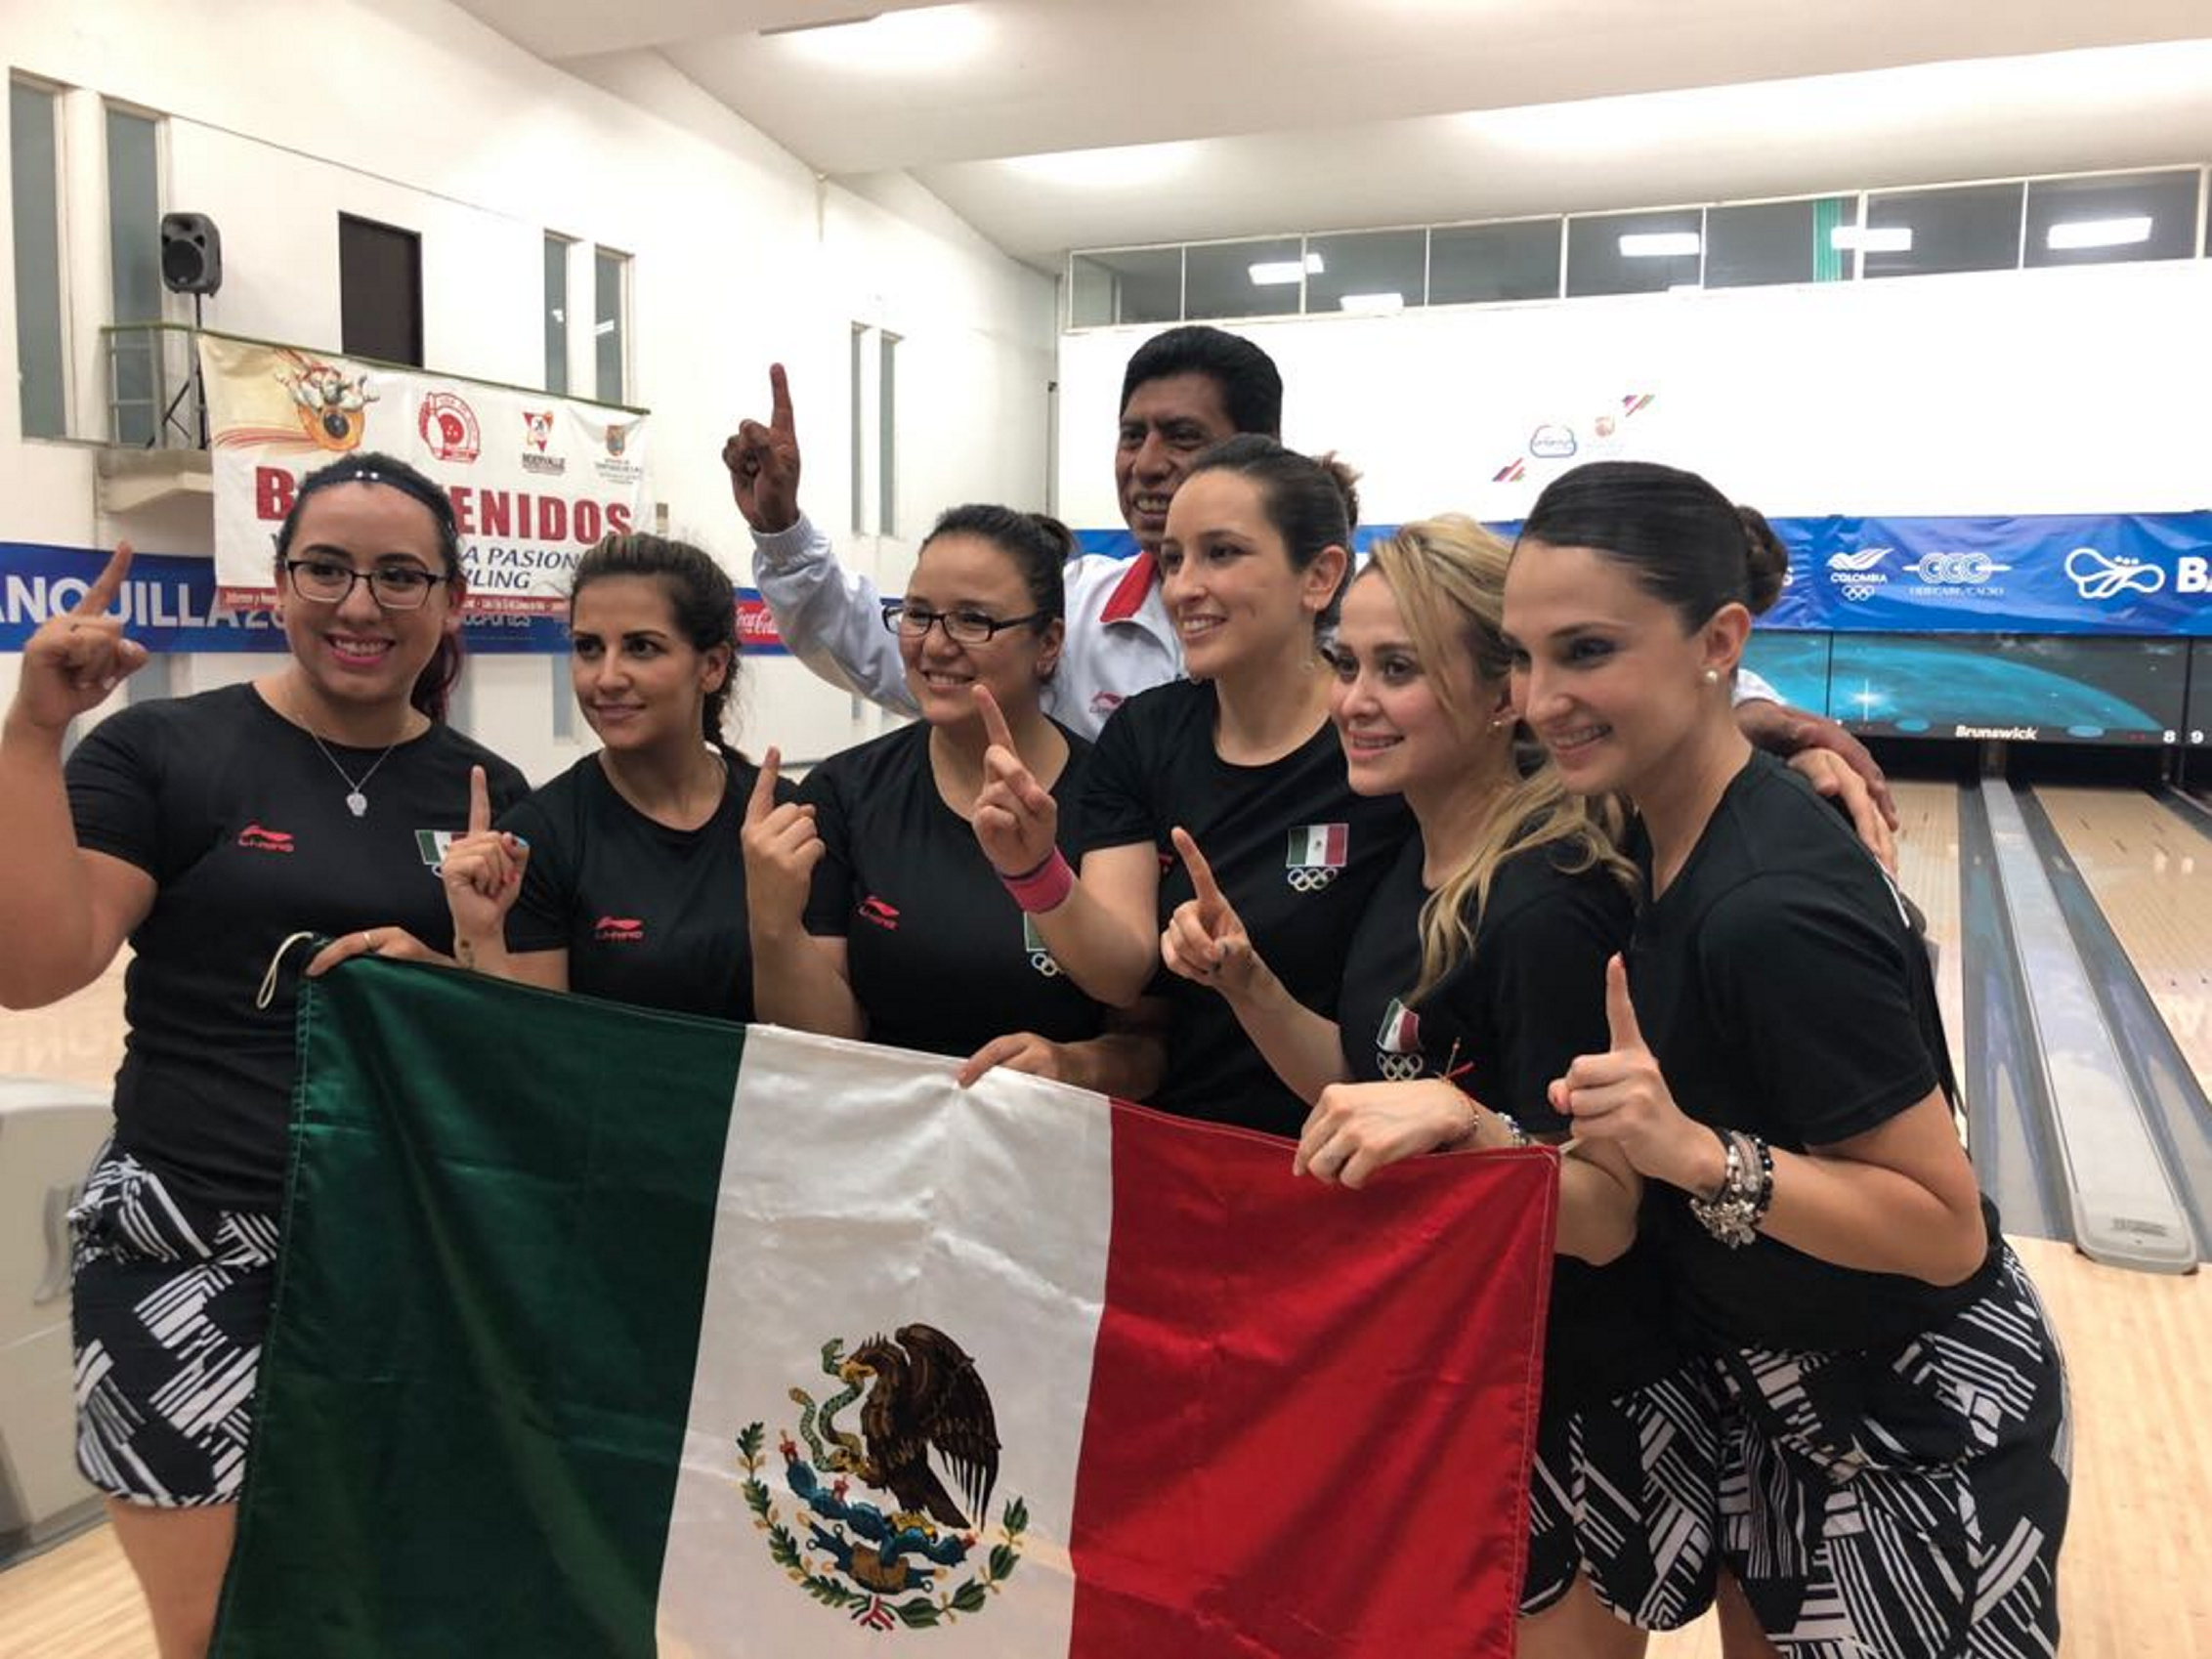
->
<box><xmin>451</xmin><ymin>0</ymin><xmax>2212</xmax><ymax>270</ymax></box>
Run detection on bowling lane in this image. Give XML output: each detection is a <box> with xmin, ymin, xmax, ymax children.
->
<box><xmin>1888</xmin><ymin>779</ymin><xmax>1967</xmax><ymax>1089</ymax></box>
<box><xmin>2037</xmin><ymin>786</ymin><xmax>2212</xmax><ymax>1101</ymax></box>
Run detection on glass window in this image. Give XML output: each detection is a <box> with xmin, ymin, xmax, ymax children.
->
<box><xmin>1426</xmin><ymin>218</ymin><xmax>1560</xmax><ymax>304</ymax></box>
<box><xmin>878</xmin><ymin>331</ymin><xmax>898</xmax><ymax>537</ymax></box>
<box><xmin>2024</xmin><ymin>170</ymin><xmax>2200</xmax><ymax>268</ymax></box>
<box><xmin>543</xmin><ymin>234</ymin><xmax>571</xmax><ymax>395</ymax></box>
<box><xmin>1863</xmin><ymin>183</ymin><xmax>2024</xmax><ymax>278</ymax></box>
<box><xmin>11</xmin><ymin>80</ymin><xmax>66</xmax><ymax>439</ymax></box>
<box><xmin>1705</xmin><ymin>196</ymin><xmax>1857</xmax><ymax>288</ymax></box>
<box><xmin>1303</xmin><ymin>229</ymin><xmax>1425</xmax><ymax>315</ymax></box>
<box><xmin>594</xmin><ymin>248</ymin><xmax>628</xmax><ymax>403</ymax></box>
<box><xmin>1070</xmin><ymin>247</ymin><xmax>1181</xmax><ymax>326</ymax></box>
<box><xmin>338</xmin><ymin>214</ymin><xmax>423</xmax><ymax>365</ymax></box>
<box><xmin>1566</xmin><ymin>208</ymin><xmax>1703</xmax><ymax>297</ymax></box>
<box><xmin>1183</xmin><ymin>235</ymin><xmax>1305</xmax><ymax>320</ymax></box>
<box><xmin>849</xmin><ymin>323</ymin><xmax>867</xmax><ymax>533</ymax></box>
<box><xmin>106</xmin><ymin>106</ymin><xmax>162</xmax><ymax>446</ymax></box>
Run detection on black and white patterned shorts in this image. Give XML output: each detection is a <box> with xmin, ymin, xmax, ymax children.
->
<box><xmin>1714</xmin><ymin>1246</ymin><xmax>2070</xmax><ymax>1658</ymax></box>
<box><xmin>68</xmin><ymin>1143</ymin><xmax>280</xmax><ymax>1507</ymax></box>
<box><xmin>1521</xmin><ymin>1358</ymin><xmax>1722</xmax><ymax>1629</ymax></box>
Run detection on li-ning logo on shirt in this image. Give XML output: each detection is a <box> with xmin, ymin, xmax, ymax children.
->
<box><xmin>236</xmin><ymin>824</ymin><xmax>296</xmax><ymax>854</ymax></box>
<box><xmin>1374</xmin><ymin>998</ymin><xmax>1425</xmax><ymax>1081</ymax></box>
<box><xmin>594</xmin><ymin>915</ymin><xmax>645</xmax><ymax>943</ymax></box>
<box><xmin>1023</xmin><ymin>915</ymin><xmax>1062</xmax><ymax>978</ymax></box>
<box><xmin>1285</xmin><ymin>824</ymin><xmax>1348</xmax><ymax>892</ymax></box>
<box><xmin>859</xmin><ymin>896</ymin><xmax>901</xmax><ymax>931</ymax></box>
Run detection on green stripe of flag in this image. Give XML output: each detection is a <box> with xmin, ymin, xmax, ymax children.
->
<box><xmin>213</xmin><ymin>959</ymin><xmax>745</xmax><ymax>1659</ymax></box>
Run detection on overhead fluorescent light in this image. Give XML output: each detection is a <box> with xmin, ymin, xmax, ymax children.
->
<box><xmin>1830</xmin><ymin>225</ymin><xmax>1912</xmax><ymax>252</ymax></box>
<box><xmin>1618</xmin><ymin>232</ymin><xmax>1700</xmax><ymax>258</ymax></box>
<box><xmin>2045</xmin><ymin>215</ymin><xmax>2154</xmax><ymax>250</ymax></box>
<box><xmin>1338</xmin><ymin>292</ymin><xmax>1405</xmax><ymax>315</ymax></box>
<box><xmin>776</xmin><ymin>5</ymin><xmax>988</xmax><ymax>71</ymax></box>
<box><xmin>1249</xmin><ymin>252</ymin><xmax>1324</xmax><ymax>286</ymax></box>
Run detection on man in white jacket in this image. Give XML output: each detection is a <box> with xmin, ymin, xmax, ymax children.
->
<box><xmin>726</xmin><ymin>325</ymin><xmax>1895</xmax><ymax>830</ymax></box>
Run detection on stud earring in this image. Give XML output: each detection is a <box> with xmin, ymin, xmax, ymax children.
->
<box><xmin>1702</xmin><ymin>668</ymin><xmax>1721</xmax><ymax>685</ymax></box>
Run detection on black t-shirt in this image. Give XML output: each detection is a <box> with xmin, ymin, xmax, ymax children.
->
<box><xmin>1337</xmin><ymin>831</ymin><xmax>1680</xmax><ymax>1409</ymax></box>
<box><xmin>1079</xmin><ymin>679</ymin><xmax>1414</xmax><ymax>1135</ymax></box>
<box><xmin>64</xmin><ymin>684</ymin><xmax>529</xmax><ymax>1212</ymax></box>
<box><xmin>501</xmin><ymin>752</ymin><xmax>787</xmax><ymax>1020</ymax></box>
<box><xmin>800</xmin><ymin>721</ymin><xmax>1106</xmax><ymax>1059</ymax></box>
<box><xmin>1628</xmin><ymin>750</ymin><xmax>2001</xmax><ymax>1352</ymax></box>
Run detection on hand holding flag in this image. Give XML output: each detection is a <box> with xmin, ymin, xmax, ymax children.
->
<box><xmin>972</xmin><ymin>685</ymin><xmax>1060</xmax><ymax>877</ymax></box>
<box><xmin>740</xmin><ymin>746</ymin><xmax>824</xmax><ymax>925</ymax></box>
<box><xmin>1296</xmin><ymin>1079</ymin><xmax>1488</xmax><ymax>1188</ymax></box>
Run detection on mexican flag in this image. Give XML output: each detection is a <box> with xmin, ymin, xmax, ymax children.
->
<box><xmin>212</xmin><ymin>959</ymin><xmax>1556</xmax><ymax>1657</ymax></box>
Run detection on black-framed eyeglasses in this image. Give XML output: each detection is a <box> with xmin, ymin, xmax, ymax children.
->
<box><xmin>283</xmin><ymin>558</ymin><xmax>450</xmax><ymax>612</ymax></box>
<box><xmin>880</xmin><ymin>601</ymin><xmax>1044</xmax><ymax>644</ymax></box>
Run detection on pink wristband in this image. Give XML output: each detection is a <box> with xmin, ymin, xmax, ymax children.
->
<box><xmin>1000</xmin><ymin>848</ymin><xmax>1074</xmax><ymax>914</ymax></box>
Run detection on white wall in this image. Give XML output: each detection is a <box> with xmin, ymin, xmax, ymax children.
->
<box><xmin>0</xmin><ymin>0</ymin><xmax>1056</xmax><ymax>778</ymax></box>
<box><xmin>1056</xmin><ymin>258</ymin><xmax>2212</xmax><ymax>531</ymax></box>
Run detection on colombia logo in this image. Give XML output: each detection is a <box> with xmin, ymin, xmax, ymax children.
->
<box><xmin>236</xmin><ymin>824</ymin><xmax>296</xmax><ymax>854</ymax></box>
<box><xmin>593</xmin><ymin>915</ymin><xmax>645</xmax><ymax>943</ymax></box>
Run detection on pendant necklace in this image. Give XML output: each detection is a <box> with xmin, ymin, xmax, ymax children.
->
<box><xmin>308</xmin><ymin>730</ymin><xmax>401</xmax><ymax>818</ymax></box>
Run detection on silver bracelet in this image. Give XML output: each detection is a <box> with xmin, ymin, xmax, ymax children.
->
<box><xmin>1687</xmin><ymin>1127</ymin><xmax>1770</xmax><ymax>1249</ymax></box>
<box><xmin>1492</xmin><ymin>1111</ymin><xmax>1533</xmax><ymax>1148</ymax></box>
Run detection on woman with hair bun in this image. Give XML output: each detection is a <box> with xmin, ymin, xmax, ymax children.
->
<box><xmin>442</xmin><ymin>532</ymin><xmax>790</xmax><ymax>1017</ymax></box>
<box><xmin>969</xmin><ymin>437</ymin><xmax>1414</xmax><ymax>1132</ymax></box>
<box><xmin>1504</xmin><ymin>459</ymin><xmax>2067</xmax><ymax>1659</ymax></box>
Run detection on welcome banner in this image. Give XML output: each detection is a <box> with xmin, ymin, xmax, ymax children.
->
<box><xmin>200</xmin><ymin>334</ymin><xmax>651</xmax><ymax>616</ymax></box>
<box><xmin>211</xmin><ymin>963</ymin><xmax>1556</xmax><ymax>1658</ymax></box>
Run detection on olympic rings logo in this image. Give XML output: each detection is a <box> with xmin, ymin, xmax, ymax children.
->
<box><xmin>1376</xmin><ymin>1053</ymin><xmax>1426</xmax><ymax>1081</ymax></box>
<box><xmin>1286</xmin><ymin>867</ymin><xmax>1340</xmax><ymax>893</ymax></box>
<box><xmin>1029</xmin><ymin>952</ymin><xmax>1061</xmax><ymax>978</ymax></box>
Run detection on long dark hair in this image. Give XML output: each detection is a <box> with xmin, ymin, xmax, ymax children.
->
<box><xmin>569</xmin><ymin>532</ymin><xmax>744</xmax><ymax>765</ymax></box>
<box><xmin>275</xmin><ymin>451</ymin><xmax>466</xmax><ymax>721</ymax></box>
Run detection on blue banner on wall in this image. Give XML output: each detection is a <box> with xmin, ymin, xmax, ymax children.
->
<box><xmin>0</xmin><ymin>544</ymin><xmax>571</xmax><ymax>653</ymax></box>
<box><xmin>1079</xmin><ymin>512</ymin><xmax>2212</xmax><ymax>637</ymax></box>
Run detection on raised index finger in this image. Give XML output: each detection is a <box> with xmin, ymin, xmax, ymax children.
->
<box><xmin>1170</xmin><ymin>826</ymin><xmax>1226</xmax><ymax>924</ymax></box>
<box><xmin>1604</xmin><ymin>954</ymin><xmax>1645</xmax><ymax>1051</ymax></box>
<box><xmin>972</xmin><ymin>684</ymin><xmax>1018</xmax><ymax>756</ymax></box>
<box><xmin>467</xmin><ymin>763</ymin><xmax>491</xmax><ymax>835</ymax></box>
<box><xmin>745</xmin><ymin>745</ymin><xmax>784</xmax><ymax>825</ymax></box>
<box><xmin>768</xmin><ymin>362</ymin><xmax>793</xmax><ymax>435</ymax></box>
<box><xmin>75</xmin><ymin>541</ymin><xmax>136</xmax><ymax>617</ymax></box>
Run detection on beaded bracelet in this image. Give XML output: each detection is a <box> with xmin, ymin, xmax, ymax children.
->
<box><xmin>1687</xmin><ymin>1127</ymin><xmax>1773</xmax><ymax>1249</ymax></box>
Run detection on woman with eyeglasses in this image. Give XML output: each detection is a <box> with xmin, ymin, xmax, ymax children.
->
<box><xmin>744</xmin><ymin>505</ymin><xmax>1160</xmax><ymax>1094</ymax></box>
<box><xmin>431</xmin><ymin>532</ymin><xmax>793</xmax><ymax>1020</ymax></box>
<box><xmin>0</xmin><ymin>451</ymin><xmax>526</xmax><ymax>1659</ymax></box>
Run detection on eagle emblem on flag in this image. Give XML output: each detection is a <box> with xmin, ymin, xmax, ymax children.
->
<box><xmin>740</xmin><ymin>1327</ymin><xmax>1027</xmax><ymax>1632</ymax></box>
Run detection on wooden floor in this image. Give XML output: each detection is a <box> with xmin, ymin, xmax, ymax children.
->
<box><xmin>2037</xmin><ymin>785</ymin><xmax>2212</xmax><ymax>1098</ymax></box>
<box><xmin>6</xmin><ymin>793</ymin><xmax>2211</xmax><ymax>1655</ymax></box>
<box><xmin>1890</xmin><ymin>778</ymin><xmax>1970</xmax><ymax>1090</ymax></box>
